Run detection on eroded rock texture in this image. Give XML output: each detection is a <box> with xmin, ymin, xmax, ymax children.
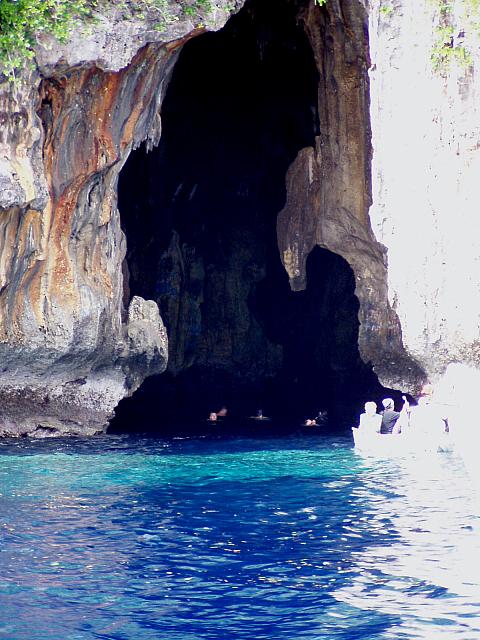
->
<box><xmin>368</xmin><ymin>0</ymin><xmax>480</xmax><ymax>403</ymax></box>
<box><xmin>0</xmin><ymin>3</ymin><xmax>239</xmax><ymax>435</ymax></box>
<box><xmin>276</xmin><ymin>0</ymin><xmax>424</xmax><ymax>392</ymax></box>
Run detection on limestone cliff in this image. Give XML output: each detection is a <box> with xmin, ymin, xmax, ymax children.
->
<box><xmin>368</xmin><ymin>0</ymin><xmax>480</xmax><ymax>406</ymax></box>
<box><xmin>1</xmin><ymin>0</ymin><xmax>478</xmax><ymax>435</ymax></box>
<box><xmin>277</xmin><ymin>0</ymin><xmax>424</xmax><ymax>392</ymax></box>
<box><xmin>278</xmin><ymin>0</ymin><xmax>480</xmax><ymax>407</ymax></box>
<box><xmin>0</xmin><ymin>2</ymin><xmax>239</xmax><ymax>435</ymax></box>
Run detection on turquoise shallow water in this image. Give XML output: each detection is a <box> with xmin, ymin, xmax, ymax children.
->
<box><xmin>0</xmin><ymin>434</ymin><xmax>479</xmax><ymax>640</ymax></box>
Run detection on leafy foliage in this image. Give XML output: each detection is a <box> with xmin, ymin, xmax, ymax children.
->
<box><xmin>430</xmin><ymin>0</ymin><xmax>479</xmax><ymax>74</ymax></box>
<box><xmin>119</xmin><ymin>0</ymin><xmax>213</xmax><ymax>31</ymax></box>
<box><xmin>0</xmin><ymin>0</ymin><xmax>97</xmax><ymax>81</ymax></box>
<box><xmin>0</xmin><ymin>0</ymin><xmax>217</xmax><ymax>81</ymax></box>
<box><xmin>183</xmin><ymin>0</ymin><xmax>213</xmax><ymax>16</ymax></box>
<box><xmin>0</xmin><ymin>0</ymin><xmax>326</xmax><ymax>81</ymax></box>
<box><xmin>379</xmin><ymin>3</ymin><xmax>393</xmax><ymax>17</ymax></box>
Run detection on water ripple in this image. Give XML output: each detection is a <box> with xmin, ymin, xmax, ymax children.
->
<box><xmin>0</xmin><ymin>435</ymin><xmax>479</xmax><ymax>639</ymax></box>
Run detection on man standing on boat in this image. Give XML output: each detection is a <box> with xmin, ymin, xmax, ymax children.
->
<box><xmin>408</xmin><ymin>389</ymin><xmax>450</xmax><ymax>450</ymax></box>
<box><xmin>380</xmin><ymin>396</ymin><xmax>409</xmax><ymax>434</ymax></box>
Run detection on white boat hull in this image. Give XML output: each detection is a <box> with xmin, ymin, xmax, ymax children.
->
<box><xmin>352</xmin><ymin>428</ymin><xmax>453</xmax><ymax>456</ymax></box>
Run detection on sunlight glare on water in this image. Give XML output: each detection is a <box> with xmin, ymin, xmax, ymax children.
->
<box><xmin>0</xmin><ymin>434</ymin><xmax>479</xmax><ymax>640</ymax></box>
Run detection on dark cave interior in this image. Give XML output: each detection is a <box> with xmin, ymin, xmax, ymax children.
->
<box><xmin>111</xmin><ymin>0</ymin><xmax>395</xmax><ymax>435</ymax></box>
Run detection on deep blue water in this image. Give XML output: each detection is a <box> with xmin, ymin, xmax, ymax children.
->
<box><xmin>0</xmin><ymin>434</ymin><xmax>479</xmax><ymax>640</ymax></box>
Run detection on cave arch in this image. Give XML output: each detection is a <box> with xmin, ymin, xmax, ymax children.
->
<box><xmin>111</xmin><ymin>0</ymin><xmax>393</xmax><ymax>434</ymax></box>
<box><xmin>250</xmin><ymin>245</ymin><xmax>381</xmax><ymax>422</ymax></box>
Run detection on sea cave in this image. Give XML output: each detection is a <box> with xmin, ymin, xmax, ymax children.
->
<box><xmin>111</xmin><ymin>0</ymin><xmax>395</xmax><ymax>434</ymax></box>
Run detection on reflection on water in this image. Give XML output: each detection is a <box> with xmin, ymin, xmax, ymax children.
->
<box><xmin>336</xmin><ymin>452</ymin><xmax>480</xmax><ymax>639</ymax></box>
<box><xmin>0</xmin><ymin>435</ymin><xmax>479</xmax><ymax>639</ymax></box>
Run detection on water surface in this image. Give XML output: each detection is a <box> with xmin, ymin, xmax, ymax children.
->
<box><xmin>0</xmin><ymin>434</ymin><xmax>479</xmax><ymax>639</ymax></box>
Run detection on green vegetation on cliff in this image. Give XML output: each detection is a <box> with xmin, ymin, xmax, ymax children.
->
<box><xmin>0</xmin><ymin>0</ymin><xmax>96</xmax><ymax>80</ymax></box>
<box><xmin>0</xmin><ymin>0</ymin><xmax>217</xmax><ymax>81</ymax></box>
<box><xmin>431</xmin><ymin>0</ymin><xmax>480</xmax><ymax>73</ymax></box>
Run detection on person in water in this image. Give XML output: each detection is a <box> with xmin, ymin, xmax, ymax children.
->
<box><xmin>251</xmin><ymin>409</ymin><xmax>270</xmax><ymax>420</ymax></box>
<box><xmin>358</xmin><ymin>401</ymin><xmax>382</xmax><ymax>433</ymax></box>
<box><xmin>208</xmin><ymin>412</ymin><xmax>218</xmax><ymax>423</ymax></box>
<box><xmin>380</xmin><ymin>396</ymin><xmax>409</xmax><ymax>434</ymax></box>
<box><xmin>217</xmin><ymin>406</ymin><xmax>228</xmax><ymax>417</ymax></box>
<box><xmin>315</xmin><ymin>410</ymin><xmax>328</xmax><ymax>426</ymax></box>
<box><xmin>305</xmin><ymin>410</ymin><xmax>328</xmax><ymax>427</ymax></box>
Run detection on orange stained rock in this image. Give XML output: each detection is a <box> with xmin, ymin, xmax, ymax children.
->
<box><xmin>29</xmin><ymin>38</ymin><xmax>191</xmax><ymax>333</ymax></box>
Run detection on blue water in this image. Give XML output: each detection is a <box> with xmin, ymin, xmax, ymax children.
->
<box><xmin>1</xmin><ymin>434</ymin><xmax>479</xmax><ymax>640</ymax></box>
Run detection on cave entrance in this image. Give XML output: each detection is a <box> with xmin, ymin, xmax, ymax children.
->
<box><xmin>111</xmin><ymin>0</ymin><xmax>387</xmax><ymax>433</ymax></box>
<box><xmin>250</xmin><ymin>245</ymin><xmax>383</xmax><ymax>425</ymax></box>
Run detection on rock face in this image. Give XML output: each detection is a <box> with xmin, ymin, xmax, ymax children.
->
<box><xmin>0</xmin><ymin>2</ymin><xmax>239</xmax><ymax>435</ymax></box>
<box><xmin>0</xmin><ymin>0</ymin><xmax>478</xmax><ymax>434</ymax></box>
<box><xmin>278</xmin><ymin>0</ymin><xmax>480</xmax><ymax>404</ymax></box>
<box><xmin>277</xmin><ymin>0</ymin><xmax>424</xmax><ymax>391</ymax></box>
<box><xmin>368</xmin><ymin>0</ymin><xmax>480</xmax><ymax>400</ymax></box>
